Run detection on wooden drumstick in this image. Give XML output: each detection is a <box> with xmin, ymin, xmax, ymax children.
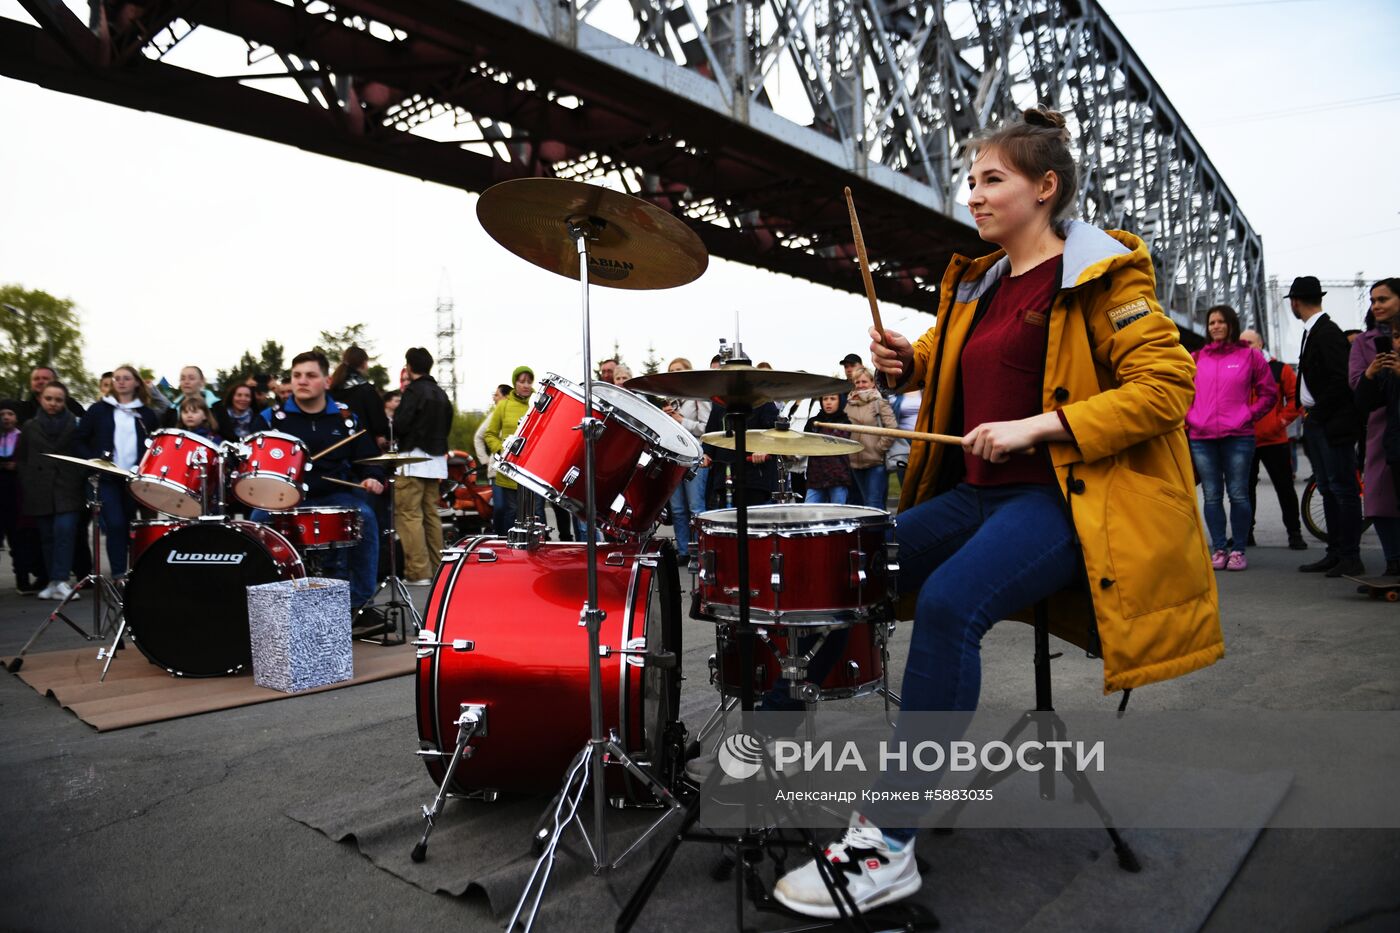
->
<box><xmin>844</xmin><ymin>186</ymin><xmax>892</xmax><ymax>388</ymax></box>
<box><xmin>310</xmin><ymin>429</ymin><xmax>366</xmax><ymax>462</ymax></box>
<box><xmin>816</xmin><ymin>421</ymin><xmax>1037</xmax><ymax>455</ymax></box>
<box><xmin>323</xmin><ymin>476</ymin><xmax>367</xmax><ymax>490</ymax></box>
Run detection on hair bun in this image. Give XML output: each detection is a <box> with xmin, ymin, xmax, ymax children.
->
<box><xmin>1022</xmin><ymin>106</ymin><xmax>1068</xmax><ymax>134</ymax></box>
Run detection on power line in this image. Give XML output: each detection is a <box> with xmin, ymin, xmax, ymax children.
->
<box><xmin>1111</xmin><ymin>0</ymin><xmax>1320</xmax><ymax>13</ymax></box>
<box><xmin>1202</xmin><ymin>91</ymin><xmax>1400</xmax><ymax>127</ymax></box>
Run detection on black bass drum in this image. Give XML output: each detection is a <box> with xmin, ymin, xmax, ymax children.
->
<box><xmin>123</xmin><ymin>520</ymin><xmax>305</xmax><ymax>676</ymax></box>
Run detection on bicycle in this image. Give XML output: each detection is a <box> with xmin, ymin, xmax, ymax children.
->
<box><xmin>1300</xmin><ymin>472</ymin><xmax>1373</xmax><ymax>543</ymax></box>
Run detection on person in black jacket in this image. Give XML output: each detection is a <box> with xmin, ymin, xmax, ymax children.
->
<box><xmin>17</xmin><ymin>366</ymin><xmax>86</xmax><ymax>423</ymax></box>
<box><xmin>16</xmin><ymin>382</ymin><xmax>87</xmax><ymax>600</ymax></box>
<box><xmin>702</xmin><ymin>400</ymin><xmax>779</xmax><ymax>508</ymax></box>
<box><xmin>392</xmin><ymin>348</ymin><xmax>454</xmax><ymax>584</ymax></box>
<box><xmin>329</xmin><ymin>346</ymin><xmax>390</xmax><ymax>451</ymax></box>
<box><xmin>75</xmin><ymin>365</ymin><xmax>161</xmax><ymax>575</ymax></box>
<box><xmin>1290</xmin><ymin>276</ymin><xmax>1366</xmax><ymax>577</ymax></box>
<box><xmin>254</xmin><ymin>351</ymin><xmax>385</xmax><ymax>610</ymax></box>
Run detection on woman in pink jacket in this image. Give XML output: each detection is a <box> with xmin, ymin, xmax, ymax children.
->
<box><xmin>1186</xmin><ymin>305</ymin><xmax>1278</xmax><ymax>571</ymax></box>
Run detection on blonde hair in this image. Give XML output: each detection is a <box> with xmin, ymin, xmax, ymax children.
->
<box><xmin>667</xmin><ymin>357</ymin><xmax>693</xmax><ymax>371</ymax></box>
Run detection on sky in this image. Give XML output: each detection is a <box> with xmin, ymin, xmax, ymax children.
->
<box><xmin>0</xmin><ymin>0</ymin><xmax>1396</xmax><ymax>407</ymax></box>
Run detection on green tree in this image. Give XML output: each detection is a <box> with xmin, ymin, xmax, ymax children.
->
<box><xmin>1</xmin><ymin>284</ymin><xmax>94</xmax><ymax>400</ymax></box>
<box><xmin>448</xmin><ymin>410</ymin><xmax>485</xmax><ymax>453</ymax></box>
<box><xmin>642</xmin><ymin>343</ymin><xmax>662</xmax><ymax>375</ymax></box>
<box><xmin>216</xmin><ymin>340</ymin><xmax>285</xmax><ymax>390</ymax></box>
<box><xmin>316</xmin><ymin>324</ymin><xmax>390</xmax><ymax>388</ymax></box>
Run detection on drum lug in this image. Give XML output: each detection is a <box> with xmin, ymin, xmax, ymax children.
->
<box><xmin>532</xmin><ymin>391</ymin><xmax>552</xmax><ymax>412</ymax></box>
<box><xmin>637</xmin><ymin>450</ymin><xmax>661</xmax><ymax>478</ymax></box>
<box><xmin>698</xmin><ymin>550</ymin><xmax>715</xmax><ymax>585</ymax></box>
<box><xmin>472</xmin><ymin>548</ymin><xmax>498</xmax><ymax>563</ymax></box>
<box><xmin>609</xmin><ymin>494</ymin><xmax>631</xmax><ymax>520</ymax></box>
<box><xmin>849</xmin><ymin>549</ymin><xmax>868</xmax><ymax>588</ymax></box>
<box><xmin>506</xmin><ymin>434</ymin><xmax>526</xmax><ymax>455</ymax></box>
<box><xmin>846</xmin><ymin>659</ymin><xmax>861</xmax><ymax>684</ymax></box>
<box><xmin>413</xmin><ymin>630</ymin><xmax>475</xmax><ymax>658</ymax></box>
<box><xmin>561</xmin><ymin>466</ymin><xmax>580</xmax><ymax>488</ymax></box>
<box><xmin>769</xmin><ymin>552</ymin><xmax>784</xmax><ymax>593</ymax></box>
<box><xmin>884</xmin><ymin>542</ymin><xmax>900</xmax><ymax>576</ymax></box>
<box><xmin>707</xmin><ymin>653</ymin><xmax>718</xmax><ymax>685</ymax></box>
<box><xmin>604</xmin><ymin>551</ymin><xmax>626</xmax><ymax>567</ymax></box>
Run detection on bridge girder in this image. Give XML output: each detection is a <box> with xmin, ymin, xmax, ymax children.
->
<box><xmin>3</xmin><ymin>0</ymin><xmax>1265</xmax><ymax>337</ymax></box>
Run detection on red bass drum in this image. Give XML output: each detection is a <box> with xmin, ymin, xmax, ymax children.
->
<box><xmin>416</xmin><ymin>538</ymin><xmax>684</xmax><ymax>799</ymax></box>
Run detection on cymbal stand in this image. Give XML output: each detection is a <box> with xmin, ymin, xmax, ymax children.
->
<box><xmin>358</xmin><ymin>445</ymin><xmax>421</xmax><ymax>645</ymax></box>
<box><xmin>508</xmin><ymin>216</ymin><xmax>684</xmax><ymax>933</ymax></box>
<box><xmin>8</xmin><ymin>472</ymin><xmax>124</xmax><ymax>675</ymax></box>
<box><xmin>617</xmin><ymin>381</ymin><xmax>867</xmax><ymax>932</ymax></box>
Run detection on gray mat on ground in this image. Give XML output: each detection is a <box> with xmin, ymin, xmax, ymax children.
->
<box><xmin>287</xmin><ymin>759</ymin><xmax>1292</xmax><ymax>931</ymax></box>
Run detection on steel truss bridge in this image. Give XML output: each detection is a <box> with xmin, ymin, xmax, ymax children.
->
<box><xmin>2</xmin><ymin>0</ymin><xmax>1266</xmax><ymax>339</ymax></box>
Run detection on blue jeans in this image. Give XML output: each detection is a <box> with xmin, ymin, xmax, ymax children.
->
<box><xmin>803</xmin><ymin>486</ymin><xmax>849</xmax><ymax>505</ymax></box>
<box><xmin>253</xmin><ymin>490</ymin><xmax>379</xmax><ymax>607</ymax></box>
<box><xmin>867</xmin><ymin>483</ymin><xmax>1081</xmax><ymax>840</ymax></box>
<box><xmin>852</xmin><ymin>465</ymin><xmax>887</xmax><ymax>510</ymax></box>
<box><xmin>97</xmin><ymin>477</ymin><xmax>135</xmax><ymax>574</ymax></box>
<box><xmin>1189</xmin><ymin>436</ymin><xmax>1256</xmax><ymax>552</ymax></box>
<box><xmin>37</xmin><ymin>511</ymin><xmax>79</xmax><ymax>582</ymax></box>
<box><xmin>1303</xmin><ymin>419</ymin><xmax>1363</xmax><ymax>559</ymax></box>
<box><xmin>669</xmin><ymin>471</ymin><xmax>707</xmax><ymax>556</ymax></box>
<box><xmin>492</xmin><ymin>481</ymin><xmax>544</xmax><ymax>536</ymax></box>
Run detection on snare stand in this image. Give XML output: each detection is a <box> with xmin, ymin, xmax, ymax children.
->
<box><xmin>8</xmin><ymin>472</ymin><xmax>125</xmax><ymax>675</ymax></box>
<box><xmin>357</xmin><ymin>455</ymin><xmax>421</xmax><ymax>646</ymax></box>
<box><xmin>616</xmin><ymin>355</ymin><xmax>871</xmax><ymax>933</ymax></box>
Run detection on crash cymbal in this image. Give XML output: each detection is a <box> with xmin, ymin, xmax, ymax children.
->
<box><xmin>625</xmin><ymin>366</ymin><xmax>850</xmax><ymax>407</ymax></box>
<box><xmin>42</xmin><ymin>453</ymin><xmax>133</xmax><ymax>478</ymax></box>
<box><xmin>702</xmin><ymin>426</ymin><xmax>862</xmax><ymax>457</ymax></box>
<box><xmin>356</xmin><ymin>453</ymin><xmax>432</xmax><ymax>466</ymax></box>
<box><xmin>475</xmin><ymin>178</ymin><xmax>708</xmax><ymax>290</ymax></box>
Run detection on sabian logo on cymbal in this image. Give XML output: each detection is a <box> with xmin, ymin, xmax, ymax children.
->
<box><xmin>588</xmin><ymin>256</ymin><xmax>633</xmax><ymax>281</ymax></box>
<box><xmin>167</xmin><ymin>551</ymin><xmax>246</xmax><ymax>565</ymax></box>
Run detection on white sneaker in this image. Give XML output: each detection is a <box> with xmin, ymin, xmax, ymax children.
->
<box><xmin>36</xmin><ymin>584</ymin><xmax>56</xmax><ymax>600</ymax></box>
<box><xmin>773</xmin><ymin>812</ymin><xmax>920</xmax><ymax>918</ymax></box>
<box><xmin>405</xmin><ymin>578</ymin><xmax>433</xmax><ymax>586</ymax></box>
<box><xmin>53</xmin><ymin>581</ymin><xmax>78</xmax><ymax>602</ymax></box>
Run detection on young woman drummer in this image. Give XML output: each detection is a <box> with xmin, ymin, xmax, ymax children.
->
<box><xmin>773</xmin><ymin>107</ymin><xmax>1223</xmax><ymax>917</ymax></box>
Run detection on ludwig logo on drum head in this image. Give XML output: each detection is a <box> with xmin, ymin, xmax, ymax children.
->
<box><xmin>167</xmin><ymin>551</ymin><xmax>246</xmax><ymax>565</ymax></box>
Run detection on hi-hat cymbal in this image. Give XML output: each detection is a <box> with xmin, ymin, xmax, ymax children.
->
<box><xmin>43</xmin><ymin>453</ymin><xmax>133</xmax><ymax>478</ymax></box>
<box><xmin>625</xmin><ymin>366</ymin><xmax>850</xmax><ymax>407</ymax></box>
<box><xmin>476</xmin><ymin>178</ymin><xmax>708</xmax><ymax>290</ymax></box>
<box><xmin>702</xmin><ymin>427</ymin><xmax>862</xmax><ymax>457</ymax></box>
<box><xmin>356</xmin><ymin>453</ymin><xmax>431</xmax><ymax>466</ymax></box>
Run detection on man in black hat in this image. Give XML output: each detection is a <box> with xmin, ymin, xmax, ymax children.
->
<box><xmin>1289</xmin><ymin>276</ymin><xmax>1365</xmax><ymax>576</ymax></box>
<box><xmin>840</xmin><ymin>353</ymin><xmax>863</xmax><ymax>381</ymax></box>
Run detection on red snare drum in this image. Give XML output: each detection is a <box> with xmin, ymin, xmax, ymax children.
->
<box><xmin>711</xmin><ymin>622</ymin><xmax>890</xmax><ymax>702</ymax></box>
<box><xmin>494</xmin><ymin>373</ymin><xmax>701</xmax><ymax>541</ymax></box>
<box><xmin>268</xmin><ymin>507</ymin><xmax>362</xmax><ymax>550</ymax></box>
<box><xmin>129</xmin><ymin>429</ymin><xmax>223</xmax><ymax>518</ymax></box>
<box><xmin>231</xmin><ymin>431</ymin><xmax>309</xmax><ymax>510</ymax></box>
<box><xmin>129</xmin><ymin>519</ymin><xmax>190</xmax><ymax>568</ymax></box>
<box><xmin>694</xmin><ymin>504</ymin><xmax>896</xmax><ymax>625</ymax></box>
<box><xmin>416</xmin><ymin>539</ymin><xmax>682</xmax><ymax>798</ymax></box>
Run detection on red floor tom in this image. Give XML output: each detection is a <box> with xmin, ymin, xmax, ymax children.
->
<box><xmin>711</xmin><ymin>622</ymin><xmax>890</xmax><ymax>702</ymax></box>
<box><xmin>416</xmin><ymin>538</ymin><xmax>682</xmax><ymax>798</ymax></box>
<box><xmin>268</xmin><ymin>507</ymin><xmax>362</xmax><ymax>550</ymax></box>
<box><xmin>694</xmin><ymin>504</ymin><xmax>896</xmax><ymax>625</ymax></box>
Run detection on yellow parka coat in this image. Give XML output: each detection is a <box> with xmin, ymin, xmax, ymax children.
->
<box><xmin>898</xmin><ymin>222</ymin><xmax>1223</xmax><ymax>694</ymax></box>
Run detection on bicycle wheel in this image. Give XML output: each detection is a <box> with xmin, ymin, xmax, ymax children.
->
<box><xmin>1301</xmin><ymin>480</ymin><xmax>1328</xmax><ymax>543</ymax></box>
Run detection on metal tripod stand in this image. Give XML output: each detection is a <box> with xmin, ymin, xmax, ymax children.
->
<box><xmin>356</xmin><ymin>447</ymin><xmax>423</xmax><ymax>646</ymax></box>
<box><xmin>8</xmin><ymin>472</ymin><xmax>124</xmax><ymax>675</ymax></box>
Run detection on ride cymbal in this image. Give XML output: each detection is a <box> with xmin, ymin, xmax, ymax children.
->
<box><xmin>701</xmin><ymin>427</ymin><xmax>862</xmax><ymax>457</ymax></box>
<box><xmin>625</xmin><ymin>366</ymin><xmax>850</xmax><ymax>407</ymax></box>
<box><xmin>476</xmin><ymin>178</ymin><xmax>708</xmax><ymax>290</ymax></box>
<box><xmin>42</xmin><ymin>453</ymin><xmax>133</xmax><ymax>478</ymax></box>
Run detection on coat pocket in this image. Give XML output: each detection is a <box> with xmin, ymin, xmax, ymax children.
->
<box><xmin>1103</xmin><ymin>468</ymin><xmax>1210</xmax><ymax>619</ymax></box>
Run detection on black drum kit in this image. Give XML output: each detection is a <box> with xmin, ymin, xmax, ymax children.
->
<box><xmin>409</xmin><ymin>178</ymin><xmax>907</xmax><ymax>931</ymax></box>
<box><xmin>7</xmin><ymin>424</ymin><xmax>432</xmax><ymax>677</ymax></box>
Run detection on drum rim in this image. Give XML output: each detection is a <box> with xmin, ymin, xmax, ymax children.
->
<box><xmin>130</xmin><ymin>518</ymin><xmax>192</xmax><ymax>529</ymax></box>
<box><xmin>128</xmin><ymin>475</ymin><xmax>204</xmax><ymax>516</ymax></box>
<box><xmin>270</xmin><ymin>506</ymin><xmax>361</xmax><ymax>517</ymax></box>
<box><xmin>699</xmin><ymin>603</ymin><xmax>892</xmax><ymax>626</ymax></box>
<box><xmin>694</xmin><ymin>503</ymin><xmax>892</xmax><ymax>537</ymax></box>
<box><xmin>541</xmin><ymin>372</ymin><xmax>702</xmax><ymax>464</ymax></box>
<box><xmin>149</xmin><ymin>427</ymin><xmax>224</xmax><ymax>453</ymax></box>
<box><xmin>242</xmin><ymin>430</ymin><xmax>308</xmax><ymax>448</ymax></box>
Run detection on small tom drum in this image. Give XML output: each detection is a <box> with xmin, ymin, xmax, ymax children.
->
<box><xmin>231</xmin><ymin>431</ymin><xmax>309</xmax><ymax>510</ymax></box>
<box><xmin>129</xmin><ymin>429</ymin><xmax>223</xmax><ymax>518</ymax></box>
<box><xmin>129</xmin><ymin>518</ymin><xmax>191</xmax><ymax>568</ymax></box>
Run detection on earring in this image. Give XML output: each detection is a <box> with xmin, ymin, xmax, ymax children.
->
<box><xmin>1037</xmin><ymin>198</ymin><xmax>1045</xmax><ymax>204</ymax></box>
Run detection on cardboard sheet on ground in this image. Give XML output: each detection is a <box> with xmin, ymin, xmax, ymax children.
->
<box><xmin>2</xmin><ymin>642</ymin><xmax>414</xmax><ymax>731</ymax></box>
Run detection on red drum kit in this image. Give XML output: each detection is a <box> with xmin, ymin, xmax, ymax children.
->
<box><xmin>406</xmin><ymin>177</ymin><xmax>894</xmax><ymax>931</ymax></box>
<box><xmin>14</xmin><ymin>425</ymin><xmax>389</xmax><ymax>678</ymax></box>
